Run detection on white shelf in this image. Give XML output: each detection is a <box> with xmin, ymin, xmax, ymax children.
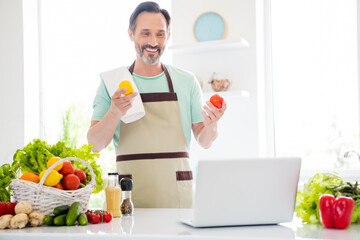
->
<box><xmin>202</xmin><ymin>90</ymin><xmax>250</xmax><ymax>99</ymax></box>
<box><xmin>169</xmin><ymin>38</ymin><xmax>249</xmax><ymax>54</ymax></box>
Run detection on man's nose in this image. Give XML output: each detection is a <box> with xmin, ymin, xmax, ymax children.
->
<box><xmin>148</xmin><ymin>35</ymin><xmax>158</xmax><ymax>46</ymax></box>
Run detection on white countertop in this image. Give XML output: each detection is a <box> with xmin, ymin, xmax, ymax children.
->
<box><xmin>0</xmin><ymin>208</ymin><xmax>359</xmax><ymax>240</ymax></box>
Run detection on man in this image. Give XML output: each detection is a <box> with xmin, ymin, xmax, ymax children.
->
<box><xmin>87</xmin><ymin>1</ymin><xmax>227</xmax><ymax>208</ymax></box>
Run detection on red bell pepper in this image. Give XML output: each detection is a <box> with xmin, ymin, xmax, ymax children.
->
<box><xmin>4</xmin><ymin>202</ymin><xmax>17</xmax><ymax>215</ymax></box>
<box><xmin>333</xmin><ymin>196</ymin><xmax>355</xmax><ymax>229</ymax></box>
<box><xmin>0</xmin><ymin>202</ymin><xmax>6</xmax><ymax>217</ymax></box>
<box><xmin>319</xmin><ymin>194</ymin><xmax>335</xmax><ymax>228</ymax></box>
<box><xmin>319</xmin><ymin>194</ymin><xmax>355</xmax><ymax>229</ymax></box>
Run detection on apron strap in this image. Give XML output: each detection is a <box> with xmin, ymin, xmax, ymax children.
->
<box><xmin>161</xmin><ymin>63</ymin><xmax>174</xmax><ymax>93</ymax></box>
<box><xmin>117</xmin><ymin>152</ymin><xmax>189</xmax><ymax>161</ymax></box>
<box><xmin>128</xmin><ymin>61</ymin><xmax>174</xmax><ymax>93</ymax></box>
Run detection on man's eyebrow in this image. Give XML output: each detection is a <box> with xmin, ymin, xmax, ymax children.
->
<box><xmin>140</xmin><ymin>29</ymin><xmax>166</xmax><ymax>33</ymax></box>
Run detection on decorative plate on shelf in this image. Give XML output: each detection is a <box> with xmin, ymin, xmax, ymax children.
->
<box><xmin>193</xmin><ymin>12</ymin><xmax>227</xmax><ymax>42</ymax></box>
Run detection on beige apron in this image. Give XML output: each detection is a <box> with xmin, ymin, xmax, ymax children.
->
<box><xmin>116</xmin><ymin>62</ymin><xmax>193</xmax><ymax>208</ymax></box>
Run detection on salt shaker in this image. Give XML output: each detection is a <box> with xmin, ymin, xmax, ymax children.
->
<box><xmin>120</xmin><ymin>178</ymin><xmax>134</xmax><ymax>216</ymax></box>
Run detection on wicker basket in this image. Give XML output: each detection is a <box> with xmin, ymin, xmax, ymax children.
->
<box><xmin>10</xmin><ymin>157</ymin><xmax>96</xmax><ymax>215</ymax></box>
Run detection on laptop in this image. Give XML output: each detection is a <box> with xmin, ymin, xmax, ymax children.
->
<box><xmin>180</xmin><ymin>157</ymin><xmax>301</xmax><ymax>227</ymax></box>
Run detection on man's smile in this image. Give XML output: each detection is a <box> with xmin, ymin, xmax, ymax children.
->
<box><xmin>145</xmin><ymin>47</ymin><xmax>158</xmax><ymax>53</ymax></box>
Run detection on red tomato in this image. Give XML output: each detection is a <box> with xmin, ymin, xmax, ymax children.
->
<box><xmin>62</xmin><ymin>174</ymin><xmax>80</xmax><ymax>190</ymax></box>
<box><xmin>59</xmin><ymin>161</ymin><xmax>75</xmax><ymax>176</ymax></box>
<box><xmin>75</xmin><ymin>169</ymin><xmax>86</xmax><ymax>183</ymax></box>
<box><xmin>210</xmin><ymin>94</ymin><xmax>224</xmax><ymax>109</ymax></box>
<box><xmin>53</xmin><ymin>183</ymin><xmax>64</xmax><ymax>190</ymax></box>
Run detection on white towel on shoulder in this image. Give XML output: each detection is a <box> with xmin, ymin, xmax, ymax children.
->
<box><xmin>100</xmin><ymin>66</ymin><xmax>145</xmax><ymax>124</ymax></box>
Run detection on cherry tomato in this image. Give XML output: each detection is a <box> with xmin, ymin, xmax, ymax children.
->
<box><xmin>75</xmin><ymin>169</ymin><xmax>86</xmax><ymax>184</ymax></box>
<box><xmin>62</xmin><ymin>174</ymin><xmax>80</xmax><ymax>190</ymax></box>
<box><xmin>210</xmin><ymin>94</ymin><xmax>224</xmax><ymax>109</ymax></box>
<box><xmin>102</xmin><ymin>211</ymin><xmax>113</xmax><ymax>223</ymax></box>
<box><xmin>86</xmin><ymin>212</ymin><xmax>101</xmax><ymax>224</ymax></box>
<box><xmin>53</xmin><ymin>183</ymin><xmax>64</xmax><ymax>190</ymax></box>
<box><xmin>59</xmin><ymin>161</ymin><xmax>75</xmax><ymax>176</ymax></box>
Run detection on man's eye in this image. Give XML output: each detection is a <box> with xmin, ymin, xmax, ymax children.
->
<box><xmin>142</xmin><ymin>32</ymin><xmax>150</xmax><ymax>36</ymax></box>
<box><xmin>157</xmin><ymin>33</ymin><xmax>165</xmax><ymax>37</ymax></box>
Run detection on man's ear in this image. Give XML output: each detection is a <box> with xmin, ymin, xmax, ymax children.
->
<box><xmin>167</xmin><ymin>31</ymin><xmax>171</xmax><ymax>41</ymax></box>
<box><xmin>128</xmin><ymin>28</ymin><xmax>134</xmax><ymax>41</ymax></box>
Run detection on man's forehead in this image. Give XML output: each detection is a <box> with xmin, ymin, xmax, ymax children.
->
<box><xmin>135</xmin><ymin>12</ymin><xmax>167</xmax><ymax>31</ymax></box>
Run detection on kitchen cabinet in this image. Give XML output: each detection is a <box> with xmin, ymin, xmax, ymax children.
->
<box><xmin>1</xmin><ymin>208</ymin><xmax>358</xmax><ymax>240</ymax></box>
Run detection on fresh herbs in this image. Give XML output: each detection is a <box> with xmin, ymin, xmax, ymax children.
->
<box><xmin>327</xmin><ymin>182</ymin><xmax>360</xmax><ymax>202</ymax></box>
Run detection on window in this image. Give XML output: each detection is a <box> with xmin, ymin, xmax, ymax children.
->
<box><xmin>270</xmin><ymin>0</ymin><xmax>359</xmax><ymax>171</ymax></box>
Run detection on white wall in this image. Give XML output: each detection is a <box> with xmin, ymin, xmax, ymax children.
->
<box><xmin>0</xmin><ymin>0</ymin><xmax>25</xmax><ymax>165</ymax></box>
<box><xmin>171</xmin><ymin>0</ymin><xmax>260</xmax><ymax>160</ymax></box>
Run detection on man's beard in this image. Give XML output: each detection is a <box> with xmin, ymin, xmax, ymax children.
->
<box><xmin>136</xmin><ymin>44</ymin><xmax>164</xmax><ymax>65</ymax></box>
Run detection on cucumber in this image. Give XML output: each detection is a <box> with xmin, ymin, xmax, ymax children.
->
<box><xmin>43</xmin><ymin>215</ymin><xmax>55</xmax><ymax>226</ymax></box>
<box><xmin>77</xmin><ymin>213</ymin><xmax>88</xmax><ymax>226</ymax></box>
<box><xmin>54</xmin><ymin>214</ymin><xmax>67</xmax><ymax>226</ymax></box>
<box><xmin>53</xmin><ymin>205</ymin><xmax>70</xmax><ymax>216</ymax></box>
<box><xmin>66</xmin><ymin>202</ymin><xmax>82</xmax><ymax>226</ymax></box>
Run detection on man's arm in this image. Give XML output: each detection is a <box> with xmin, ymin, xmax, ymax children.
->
<box><xmin>87</xmin><ymin>88</ymin><xmax>138</xmax><ymax>152</ymax></box>
<box><xmin>192</xmin><ymin>100</ymin><xmax>227</xmax><ymax>149</ymax></box>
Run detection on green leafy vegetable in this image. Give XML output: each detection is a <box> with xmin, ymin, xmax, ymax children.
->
<box><xmin>295</xmin><ymin>172</ymin><xmax>343</xmax><ymax>224</ymax></box>
<box><xmin>13</xmin><ymin>139</ymin><xmax>53</xmax><ymax>174</ymax></box>
<box><xmin>0</xmin><ymin>162</ymin><xmax>18</xmax><ymax>202</ymax></box>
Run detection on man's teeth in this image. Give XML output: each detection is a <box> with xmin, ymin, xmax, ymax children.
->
<box><xmin>146</xmin><ymin>48</ymin><xmax>157</xmax><ymax>52</ymax></box>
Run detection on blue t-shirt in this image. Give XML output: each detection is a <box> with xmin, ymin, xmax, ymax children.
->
<box><xmin>91</xmin><ymin>64</ymin><xmax>204</xmax><ymax>150</ymax></box>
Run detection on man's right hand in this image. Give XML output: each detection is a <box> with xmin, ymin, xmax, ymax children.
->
<box><xmin>110</xmin><ymin>88</ymin><xmax>139</xmax><ymax>118</ymax></box>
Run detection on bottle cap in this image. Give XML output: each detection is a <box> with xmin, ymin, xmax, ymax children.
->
<box><xmin>120</xmin><ymin>177</ymin><xmax>133</xmax><ymax>191</ymax></box>
<box><xmin>108</xmin><ymin>172</ymin><xmax>119</xmax><ymax>175</ymax></box>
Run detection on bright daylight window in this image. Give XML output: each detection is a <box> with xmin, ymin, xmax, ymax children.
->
<box><xmin>270</xmin><ymin>0</ymin><xmax>359</xmax><ymax>170</ymax></box>
<box><xmin>39</xmin><ymin>0</ymin><xmax>171</xmax><ymax>207</ymax></box>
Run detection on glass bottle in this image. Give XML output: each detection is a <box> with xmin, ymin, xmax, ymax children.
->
<box><xmin>120</xmin><ymin>177</ymin><xmax>134</xmax><ymax>216</ymax></box>
<box><xmin>105</xmin><ymin>172</ymin><xmax>121</xmax><ymax>217</ymax></box>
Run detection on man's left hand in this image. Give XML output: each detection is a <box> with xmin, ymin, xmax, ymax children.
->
<box><xmin>202</xmin><ymin>100</ymin><xmax>227</xmax><ymax>127</ymax></box>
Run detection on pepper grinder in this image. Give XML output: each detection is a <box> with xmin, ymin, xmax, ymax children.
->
<box><xmin>120</xmin><ymin>177</ymin><xmax>134</xmax><ymax>216</ymax></box>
